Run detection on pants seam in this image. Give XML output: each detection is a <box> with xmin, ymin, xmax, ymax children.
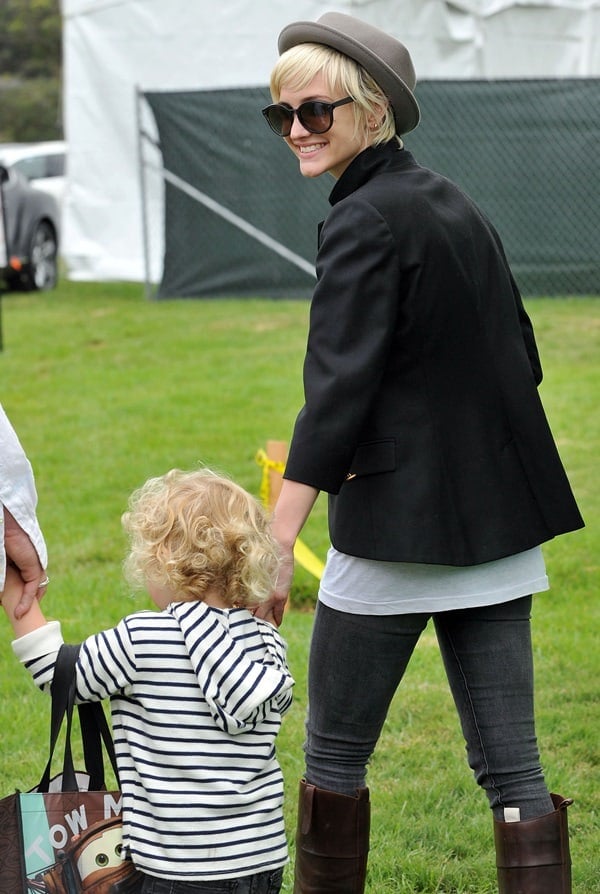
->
<box><xmin>443</xmin><ymin>626</ymin><xmax>504</xmax><ymax>810</ymax></box>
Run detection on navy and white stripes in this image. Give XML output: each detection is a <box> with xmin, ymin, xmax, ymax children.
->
<box><xmin>12</xmin><ymin>602</ymin><xmax>294</xmax><ymax>881</ymax></box>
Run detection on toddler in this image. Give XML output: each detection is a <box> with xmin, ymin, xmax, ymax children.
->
<box><xmin>2</xmin><ymin>468</ymin><xmax>294</xmax><ymax>893</ymax></box>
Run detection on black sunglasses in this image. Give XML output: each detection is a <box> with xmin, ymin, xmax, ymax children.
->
<box><xmin>261</xmin><ymin>97</ymin><xmax>354</xmax><ymax>137</ymax></box>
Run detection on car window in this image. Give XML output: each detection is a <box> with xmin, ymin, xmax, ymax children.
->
<box><xmin>13</xmin><ymin>154</ymin><xmax>65</xmax><ymax>180</ymax></box>
<box><xmin>46</xmin><ymin>153</ymin><xmax>65</xmax><ymax>177</ymax></box>
<box><xmin>13</xmin><ymin>156</ymin><xmax>46</xmax><ymax>180</ymax></box>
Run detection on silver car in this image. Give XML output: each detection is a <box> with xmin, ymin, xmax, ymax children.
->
<box><xmin>0</xmin><ymin>155</ymin><xmax>61</xmax><ymax>291</ymax></box>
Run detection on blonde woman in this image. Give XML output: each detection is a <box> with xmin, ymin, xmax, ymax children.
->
<box><xmin>2</xmin><ymin>468</ymin><xmax>294</xmax><ymax>893</ymax></box>
<box><xmin>259</xmin><ymin>12</ymin><xmax>582</xmax><ymax>894</ymax></box>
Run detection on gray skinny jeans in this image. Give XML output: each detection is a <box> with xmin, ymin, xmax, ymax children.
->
<box><xmin>304</xmin><ymin>596</ymin><xmax>555</xmax><ymax>820</ymax></box>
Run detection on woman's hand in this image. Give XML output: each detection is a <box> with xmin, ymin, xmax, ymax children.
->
<box><xmin>3</xmin><ymin>507</ymin><xmax>49</xmax><ymax>618</ymax></box>
<box><xmin>253</xmin><ymin>479</ymin><xmax>320</xmax><ymax>627</ymax></box>
<box><xmin>253</xmin><ymin>543</ymin><xmax>294</xmax><ymax>627</ymax></box>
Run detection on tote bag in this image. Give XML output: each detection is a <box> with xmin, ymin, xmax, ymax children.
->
<box><xmin>0</xmin><ymin>644</ymin><xmax>142</xmax><ymax>893</ymax></box>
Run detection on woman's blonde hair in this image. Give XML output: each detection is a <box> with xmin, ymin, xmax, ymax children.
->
<box><xmin>269</xmin><ymin>43</ymin><xmax>401</xmax><ymax>147</ymax></box>
<box><xmin>122</xmin><ymin>468</ymin><xmax>279</xmax><ymax>607</ymax></box>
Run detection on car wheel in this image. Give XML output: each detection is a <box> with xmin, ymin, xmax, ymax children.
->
<box><xmin>23</xmin><ymin>220</ymin><xmax>58</xmax><ymax>291</ymax></box>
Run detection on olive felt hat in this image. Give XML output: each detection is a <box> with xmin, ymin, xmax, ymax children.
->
<box><xmin>277</xmin><ymin>11</ymin><xmax>420</xmax><ymax>135</ymax></box>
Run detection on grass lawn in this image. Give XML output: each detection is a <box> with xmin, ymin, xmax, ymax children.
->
<box><xmin>0</xmin><ymin>282</ymin><xmax>598</xmax><ymax>891</ymax></box>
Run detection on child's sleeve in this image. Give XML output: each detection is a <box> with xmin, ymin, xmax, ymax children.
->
<box><xmin>11</xmin><ymin>620</ymin><xmax>64</xmax><ymax>692</ymax></box>
<box><xmin>256</xmin><ymin>620</ymin><xmax>294</xmax><ymax>716</ymax></box>
<box><xmin>12</xmin><ymin>617</ymin><xmax>136</xmax><ymax>702</ymax></box>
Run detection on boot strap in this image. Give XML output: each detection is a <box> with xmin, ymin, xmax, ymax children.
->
<box><xmin>495</xmin><ymin>794</ymin><xmax>572</xmax><ymax>870</ymax></box>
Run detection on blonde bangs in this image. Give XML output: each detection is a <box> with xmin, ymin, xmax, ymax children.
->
<box><xmin>270</xmin><ymin>43</ymin><xmax>399</xmax><ymax>146</ymax></box>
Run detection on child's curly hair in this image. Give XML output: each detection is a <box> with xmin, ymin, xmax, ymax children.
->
<box><xmin>122</xmin><ymin>469</ymin><xmax>280</xmax><ymax>607</ymax></box>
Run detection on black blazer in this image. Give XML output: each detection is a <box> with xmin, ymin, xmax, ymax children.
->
<box><xmin>284</xmin><ymin>144</ymin><xmax>583</xmax><ymax>566</ymax></box>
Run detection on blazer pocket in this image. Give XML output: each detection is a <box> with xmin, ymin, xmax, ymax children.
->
<box><xmin>345</xmin><ymin>438</ymin><xmax>396</xmax><ymax>480</ymax></box>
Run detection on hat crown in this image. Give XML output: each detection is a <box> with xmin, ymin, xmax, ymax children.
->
<box><xmin>316</xmin><ymin>12</ymin><xmax>417</xmax><ymax>91</ymax></box>
<box><xmin>277</xmin><ymin>11</ymin><xmax>420</xmax><ymax>134</ymax></box>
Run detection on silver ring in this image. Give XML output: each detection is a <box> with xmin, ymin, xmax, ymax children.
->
<box><xmin>38</xmin><ymin>576</ymin><xmax>50</xmax><ymax>588</ymax></box>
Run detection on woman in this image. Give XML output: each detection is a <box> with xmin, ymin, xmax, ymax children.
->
<box><xmin>258</xmin><ymin>11</ymin><xmax>583</xmax><ymax>894</ymax></box>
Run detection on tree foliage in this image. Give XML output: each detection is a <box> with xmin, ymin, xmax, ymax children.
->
<box><xmin>0</xmin><ymin>78</ymin><xmax>62</xmax><ymax>142</ymax></box>
<box><xmin>0</xmin><ymin>0</ymin><xmax>62</xmax><ymax>141</ymax></box>
<box><xmin>0</xmin><ymin>0</ymin><xmax>62</xmax><ymax>78</ymax></box>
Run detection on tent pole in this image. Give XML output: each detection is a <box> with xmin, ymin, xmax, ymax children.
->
<box><xmin>135</xmin><ymin>85</ymin><xmax>153</xmax><ymax>300</ymax></box>
<box><xmin>0</xmin><ymin>171</ymin><xmax>8</xmax><ymax>350</ymax></box>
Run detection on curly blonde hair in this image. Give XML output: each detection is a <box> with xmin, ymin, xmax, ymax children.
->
<box><xmin>269</xmin><ymin>43</ymin><xmax>402</xmax><ymax>148</ymax></box>
<box><xmin>122</xmin><ymin>469</ymin><xmax>280</xmax><ymax>607</ymax></box>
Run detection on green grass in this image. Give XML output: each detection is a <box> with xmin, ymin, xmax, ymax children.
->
<box><xmin>0</xmin><ymin>283</ymin><xmax>598</xmax><ymax>891</ymax></box>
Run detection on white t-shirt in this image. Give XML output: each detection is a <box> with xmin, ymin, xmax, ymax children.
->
<box><xmin>319</xmin><ymin>545</ymin><xmax>549</xmax><ymax>615</ymax></box>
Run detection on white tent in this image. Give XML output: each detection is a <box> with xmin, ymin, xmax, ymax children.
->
<box><xmin>60</xmin><ymin>0</ymin><xmax>600</xmax><ymax>284</ymax></box>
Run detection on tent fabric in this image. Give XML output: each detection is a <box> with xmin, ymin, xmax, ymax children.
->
<box><xmin>145</xmin><ymin>79</ymin><xmax>599</xmax><ymax>299</ymax></box>
<box><xmin>59</xmin><ymin>0</ymin><xmax>600</xmax><ymax>286</ymax></box>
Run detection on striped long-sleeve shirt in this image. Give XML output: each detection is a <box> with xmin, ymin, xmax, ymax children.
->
<box><xmin>12</xmin><ymin>601</ymin><xmax>294</xmax><ymax>881</ymax></box>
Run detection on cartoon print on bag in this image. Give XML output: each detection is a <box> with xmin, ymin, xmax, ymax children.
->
<box><xmin>27</xmin><ymin>817</ymin><xmax>141</xmax><ymax>893</ymax></box>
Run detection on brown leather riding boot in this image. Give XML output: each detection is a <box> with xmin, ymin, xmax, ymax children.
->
<box><xmin>293</xmin><ymin>779</ymin><xmax>370</xmax><ymax>894</ymax></box>
<box><xmin>494</xmin><ymin>793</ymin><xmax>573</xmax><ymax>893</ymax></box>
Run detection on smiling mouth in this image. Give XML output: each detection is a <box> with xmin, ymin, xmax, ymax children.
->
<box><xmin>298</xmin><ymin>143</ymin><xmax>326</xmax><ymax>154</ymax></box>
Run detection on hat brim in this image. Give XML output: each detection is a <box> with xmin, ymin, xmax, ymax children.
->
<box><xmin>278</xmin><ymin>20</ymin><xmax>420</xmax><ymax>135</ymax></box>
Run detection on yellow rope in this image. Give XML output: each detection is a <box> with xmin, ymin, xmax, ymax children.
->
<box><xmin>255</xmin><ymin>448</ymin><xmax>285</xmax><ymax>509</ymax></box>
<box><xmin>255</xmin><ymin>448</ymin><xmax>324</xmax><ymax>581</ymax></box>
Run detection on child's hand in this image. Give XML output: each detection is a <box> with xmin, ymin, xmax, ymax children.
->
<box><xmin>1</xmin><ymin>564</ymin><xmax>26</xmax><ymax>610</ymax></box>
<box><xmin>2</xmin><ymin>563</ymin><xmax>47</xmax><ymax>636</ymax></box>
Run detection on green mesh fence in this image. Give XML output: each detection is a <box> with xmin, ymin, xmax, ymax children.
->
<box><xmin>409</xmin><ymin>79</ymin><xmax>600</xmax><ymax>295</ymax></box>
<box><xmin>144</xmin><ymin>79</ymin><xmax>599</xmax><ymax>298</ymax></box>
